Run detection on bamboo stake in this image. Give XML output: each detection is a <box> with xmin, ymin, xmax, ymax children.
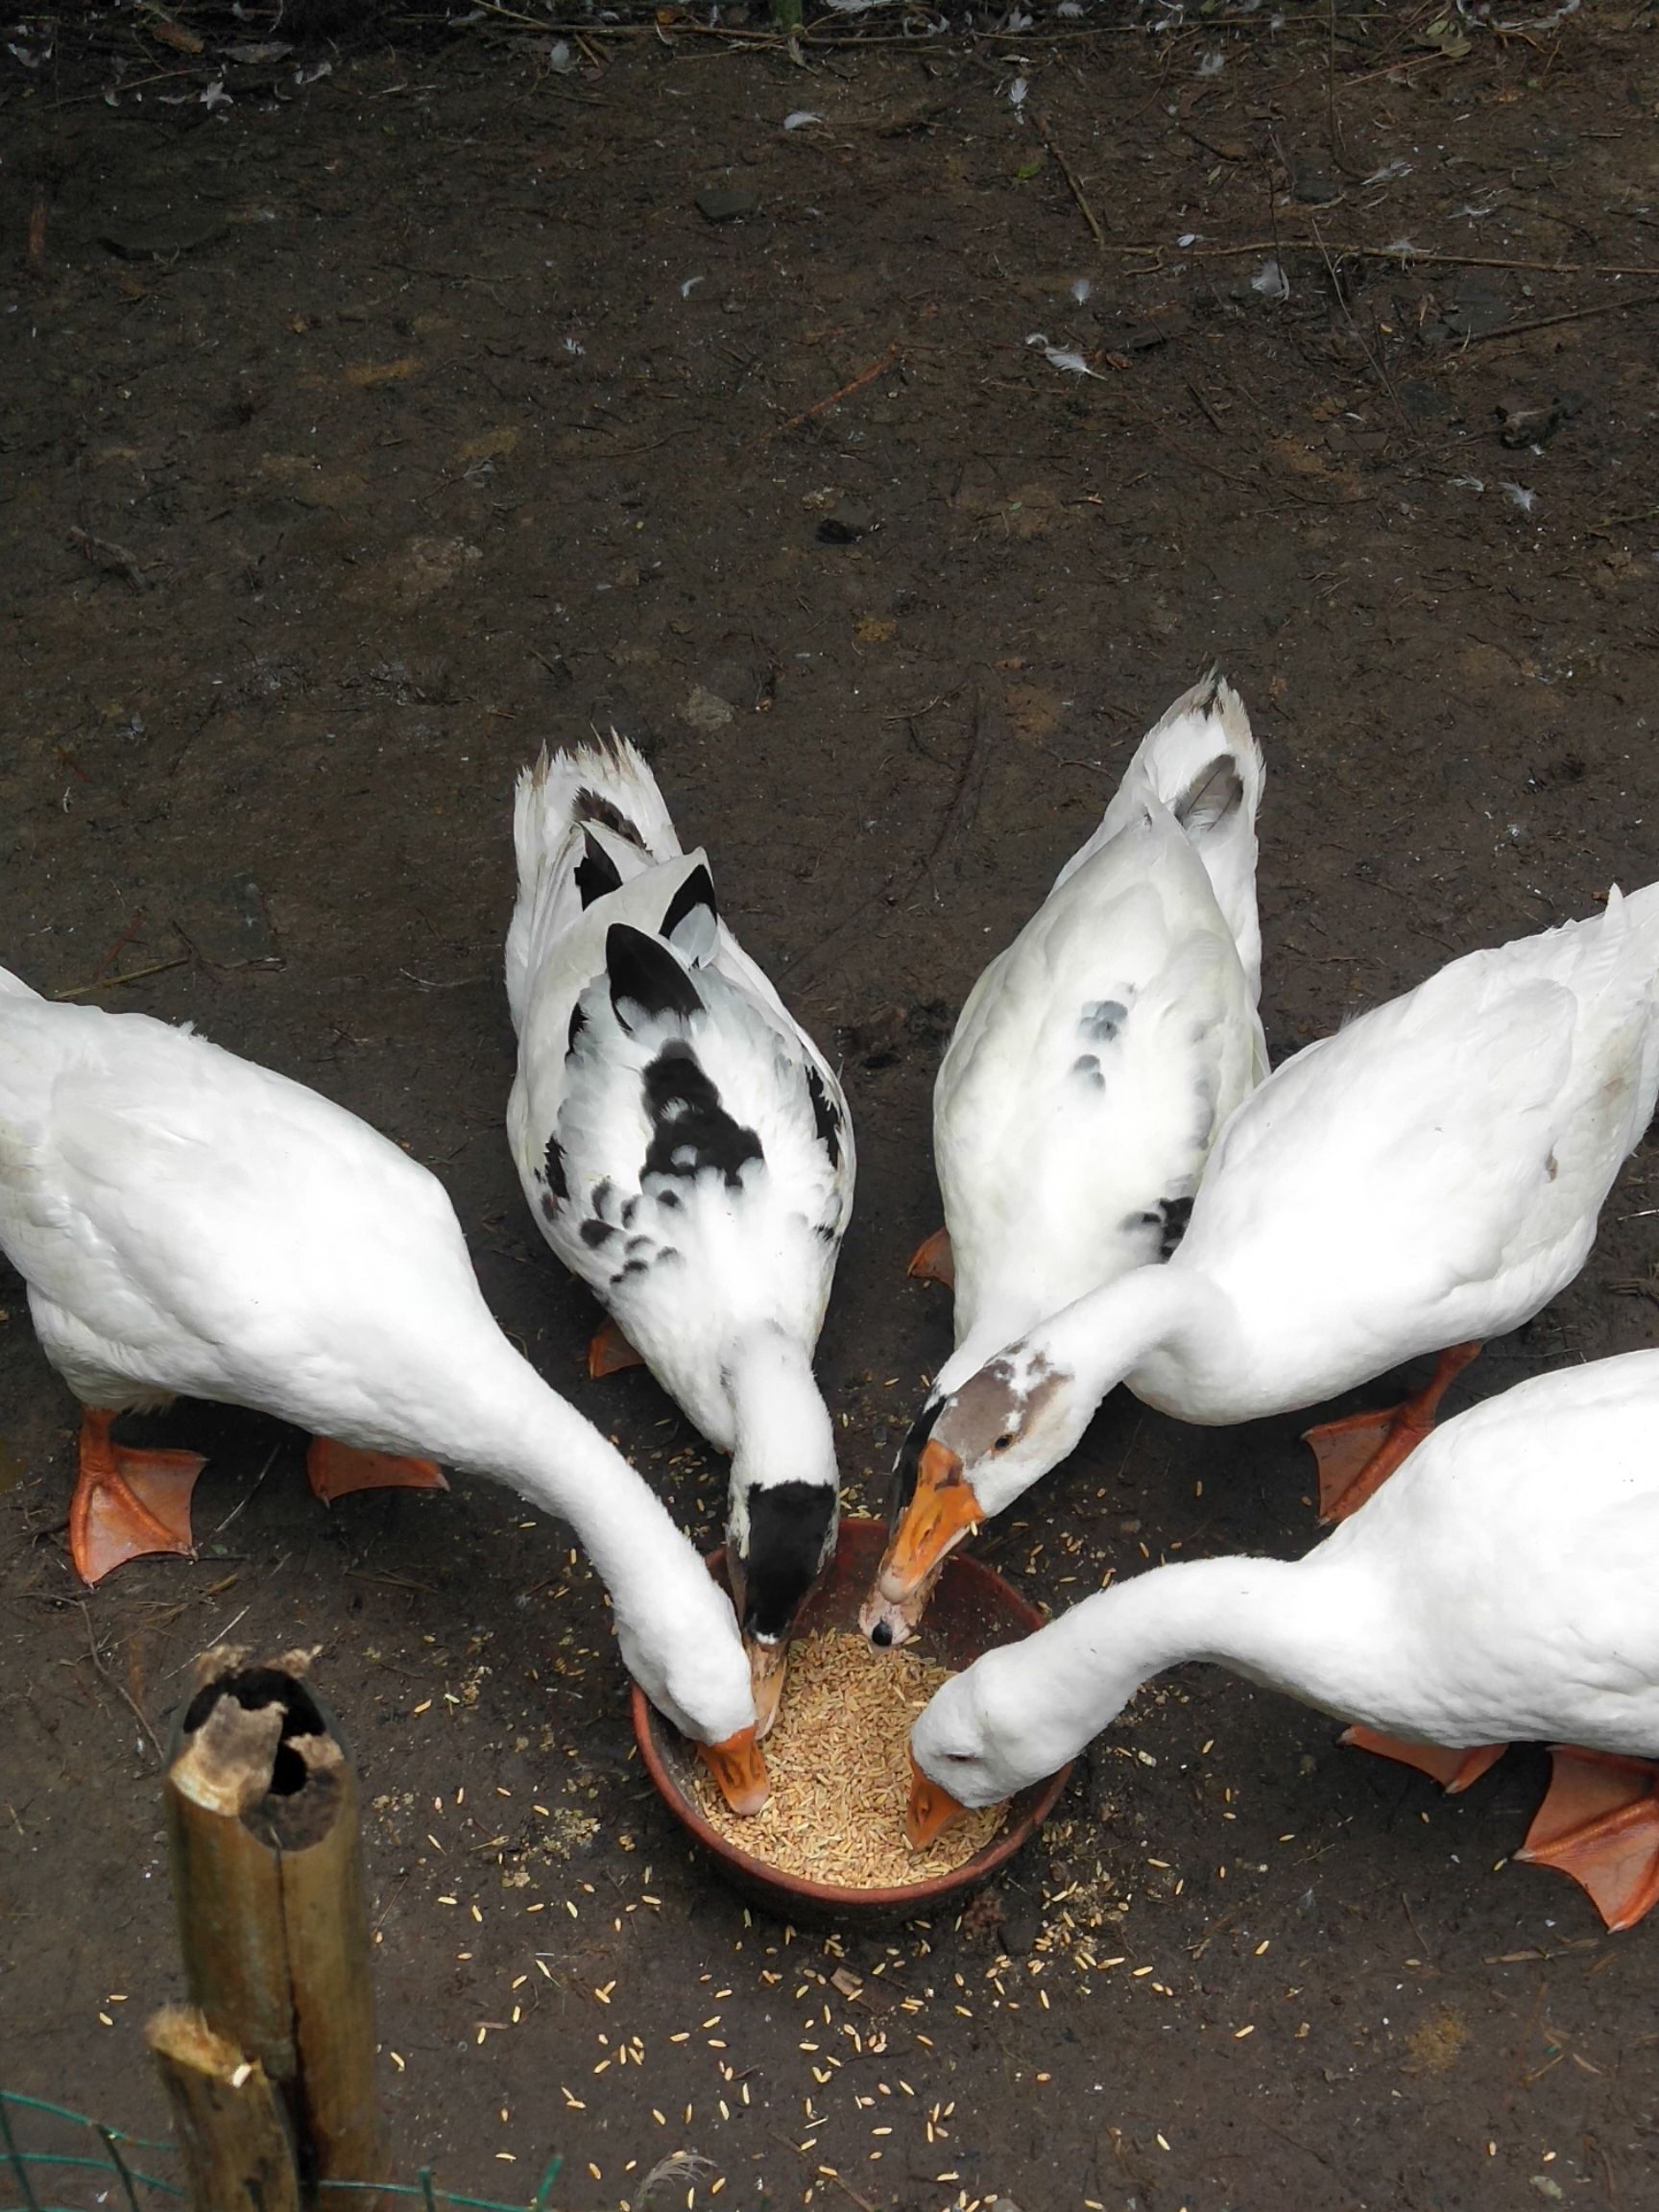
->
<box><xmin>162</xmin><ymin>1649</ymin><xmax>389</xmax><ymax>2209</ymax></box>
<box><xmin>147</xmin><ymin>2006</ymin><xmax>301</xmax><ymax>2212</ymax></box>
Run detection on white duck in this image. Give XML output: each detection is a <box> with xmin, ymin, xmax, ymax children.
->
<box><xmin>0</xmin><ymin>965</ymin><xmax>767</xmax><ymax>1812</ymax></box>
<box><xmin>908</xmin><ymin>1347</ymin><xmax>1659</xmax><ymax>1932</ymax></box>
<box><xmin>865</xmin><ymin>672</ymin><xmax>1266</xmax><ymax>1643</ymax></box>
<box><xmin>872</xmin><ymin>881</ymin><xmax>1659</xmax><ymax>1615</ymax></box>
<box><xmin>505</xmin><ymin>734</ymin><xmax>854</xmax><ymax>1731</ymax></box>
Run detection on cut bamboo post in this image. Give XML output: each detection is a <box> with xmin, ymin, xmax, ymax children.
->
<box><xmin>147</xmin><ymin>2004</ymin><xmax>301</xmax><ymax>2212</ymax></box>
<box><xmin>162</xmin><ymin>1647</ymin><xmax>388</xmax><ymax>2209</ymax></box>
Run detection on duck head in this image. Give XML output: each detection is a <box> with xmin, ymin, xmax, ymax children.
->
<box><xmin>870</xmin><ymin>1348</ymin><xmax>1085</xmax><ymax>1631</ymax></box>
<box><xmin>727</xmin><ymin>1477</ymin><xmax>839</xmax><ymax>1738</ymax></box>
<box><xmin>615</xmin><ymin>1612</ymin><xmax>769</xmax><ymax>1815</ymax></box>
<box><xmin>904</xmin><ymin>1646</ymin><xmax>1029</xmax><ymax>1847</ymax></box>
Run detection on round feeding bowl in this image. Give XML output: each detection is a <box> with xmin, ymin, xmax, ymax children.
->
<box><xmin>632</xmin><ymin>1515</ymin><xmax>1071</xmax><ymax>1922</ymax></box>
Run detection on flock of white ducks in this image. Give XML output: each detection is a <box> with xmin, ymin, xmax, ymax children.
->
<box><xmin>2</xmin><ymin>672</ymin><xmax>1657</xmax><ymax>1925</ymax></box>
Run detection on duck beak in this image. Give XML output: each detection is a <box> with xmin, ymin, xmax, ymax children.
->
<box><xmin>745</xmin><ymin>1634</ymin><xmax>789</xmax><ymax>1741</ymax></box>
<box><xmin>878</xmin><ymin>1442</ymin><xmax>982</xmax><ymax>1601</ymax></box>
<box><xmin>905</xmin><ymin>1750</ymin><xmax>969</xmax><ymax>1851</ymax></box>
<box><xmin>699</xmin><ymin>1725</ymin><xmax>770</xmax><ymax>1815</ymax></box>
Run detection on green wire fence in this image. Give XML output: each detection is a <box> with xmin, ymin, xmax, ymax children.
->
<box><xmin>0</xmin><ymin>2091</ymin><xmax>563</xmax><ymax>2212</ymax></box>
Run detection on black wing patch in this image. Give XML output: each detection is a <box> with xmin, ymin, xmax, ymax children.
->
<box><xmin>567</xmin><ymin>998</ymin><xmax>589</xmax><ymax>1057</ymax></box>
<box><xmin>542</xmin><ymin>1132</ymin><xmax>568</xmax><ymax>1204</ymax></box>
<box><xmin>641</xmin><ymin>1041</ymin><xmax>762</xmax><ymax>1188</ymax></box>
<box><xmin>607</xmin><ymin>922</ymin><xmax>703</xmax><ymax>1031</ymax></box>
<box><xmin>805</xmin><ymin>1062</ymin><xmax>843</xmax><ymax>1168</ymax></box>
<box><xmin>1158</xmin><ymin>1193</ymin><xmax>1194</xmax><ymax>1259</ymax></box>
<box><xmin>736</xmin><ymin>1482</ymin><xmax>837</xmax><ymax>1641</ymax></box>
<box><xmin>574</xmin><ymin>827</ymin><xmax>624</xmax><ymax>908</ymax></box>
<box><xmin>659</xmin><ymin>861</ymin><xmax>717</xmax><ymax>947</ymax></box>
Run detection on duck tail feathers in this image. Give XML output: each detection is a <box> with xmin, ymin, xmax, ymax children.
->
<box><xmin>1096</xmin><ymin>669</ymin><xmax>1264</xmax><ymax>995</ymax></box>
<box><xmin>1119</xmin><ymin>668</ymin><xmax>1264</xmax><ymax>841</ymax></box>
<box><xmin>513</xmin><ymin>729</ymin><xmax>683</xmax><ymax>888</ymax></box>
<box><xmin>507</xmin><ymin>732</ymin><xmax>685</xmax><ymax>1031</ymax></box>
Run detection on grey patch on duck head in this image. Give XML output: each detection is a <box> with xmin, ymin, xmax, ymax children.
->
<box><xmin>1079</xmin><ymin>998</ymin><xmax>1128</xmax><ymax>1046</ymax></box>
<box><xmin>936</xmin><ymin>1349</ymin><xmax>1069</xmax><ymax>1466</ymax></box>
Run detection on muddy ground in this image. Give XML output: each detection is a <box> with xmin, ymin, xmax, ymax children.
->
<box><xmin>3</xmin><ymin>4</ymin><xmax>1659</xmax><ymax>2207</ymax></box>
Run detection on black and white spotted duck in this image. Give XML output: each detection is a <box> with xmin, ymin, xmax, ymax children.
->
<box><xmin>506</xmin><ymin>733</ymin><xmax>854</xmax><ymax>1736</ymax></box>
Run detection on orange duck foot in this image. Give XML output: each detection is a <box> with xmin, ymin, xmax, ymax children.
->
<box><xmin>1308</xmin><ymin>1340</ymin><xmax>1483</xmax><ymax>1523</ymax></box>
<box><xmin>306</xmin><ymin>1438</ymin><xmax>447</xmax><ymax>1504</ymax></box>
<box><xmin>906</xmin><ymin>1227</ymin><xmax>954</xmax><ymax>1289</ymax></box>
<box><xmin>1340</xmin><ymin>1725</ymin><xmax>1507</xmax><ymax>1795</ymax></box>
<box><xmin>587</xmin><ymin>1316</ymin><xmax>645</xmax><ymax>1380</ymax></box>
<box><xmin>1517</xmin><ymin>1746</ymin><xmax>1659</xmax><ymax>1932</ymax></box>
<box><xmin>70</xmin><ymin>1408</ymin><xmax>205</xmax><ymax>1586</ymax></box>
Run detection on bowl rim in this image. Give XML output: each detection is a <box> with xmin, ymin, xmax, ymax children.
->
<box><xmin>630</xmin><ymin>1515</ymin><xmax>1072</xmax><ymax>1912</ymax></box>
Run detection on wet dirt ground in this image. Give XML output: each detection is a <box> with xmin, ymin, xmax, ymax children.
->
<box><xmin>4</xmin><ymin>4</ymin><xmax>1659</xmax><ymax>2207</ymax></box>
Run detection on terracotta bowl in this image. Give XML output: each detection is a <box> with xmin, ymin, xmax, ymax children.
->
<box><xmin>632</xmin><ymin>1515</ymin><xmax>1071</xmax><ymax>1923</ymax></box>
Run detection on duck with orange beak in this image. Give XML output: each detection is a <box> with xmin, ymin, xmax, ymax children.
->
<box><xmin>875</xmin><ymin>878</ymin><xmax>1659</xmax><ymax>1649</ymax></box>
<box><xmin>862</xmin><ymin>672</ymin><xmax>1266</xmax><ymax>1647</ymax></box>
<box><xmin>907</xmin><ymin>1349</ymin><xmax>1659</xmax><ymax>1933</ymax></box>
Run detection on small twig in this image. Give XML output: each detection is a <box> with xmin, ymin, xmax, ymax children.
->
<box><xmin>68</xmin><ymin>526</ymin><xmax>149</xmax><ymax>590</ymax></box>
<box><xmin>78</xmin><ymin>1603</ymin><xmax>166</xmax><ymax>1761</ymax></box>
<box><xmin>23</xmin><ymin>196</ymin><xmax>49</xmax><ymax>279</ymax></box>
<box><xmin>206</xmin><ymin>1443</ymin><xmax>280</xmax><ymax>1539</ymax></box>
<box><xmin>54</xmin><ymin>953</ymin><xmax>190</xmax><ymax>1000</ymax></box>
<box><xmin>1031</xmin><ymin>108</ymin><xmax>1106</xmax><ymax>251</ymax></box>
<box><xmin>1399</xmin><ymin>1887</ymin><xmax>1435</xmax><ymax>1963</ymax></box>
<box><xmin>88</xmin><ymin>911</ymin><xmax>146</xmax><ymax>991</ymax></box>
<box><xmin>1310</xmin><ymin>217</ymin><xmax>1414</xmax><ymax>443</ymax></box>
<box><xmin>760</xmin><ymin>342</ymin><xmax>902</xmax><ymax>440</ymax></box>
<box><xmin>1103</xmin><ymin>238</ymin><xmax>1659</xmax><ymax>278</ymax></box>
<box><xmin>1439</xmin><ymin>289</ymin><xmax>1659</xmax><ymax>355</ymax></box>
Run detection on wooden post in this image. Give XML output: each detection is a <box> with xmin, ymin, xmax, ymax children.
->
<box><xmin>147</xmin><ymin>2005</ymin><xmax>301</xmax><ymax>2212</ymax></box>
<box><xmin>162</xmin><ymin>1648</ymin><xmax>388</xmax><ymax>2208</ymax></box>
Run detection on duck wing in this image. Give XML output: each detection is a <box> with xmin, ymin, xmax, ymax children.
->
<box><xmin>937</xmin><ymin>803</ymin><xmax>1262</xmax><ymax>1340</ymax></box>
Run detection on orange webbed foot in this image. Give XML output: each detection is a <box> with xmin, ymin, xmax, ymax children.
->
<box><xmin>1517</xmin><ymin>1746</ymin><xmax>1659</xmax><ymax>1932</ymax></box>
<box><xmin>588</xmin><ymin>1317</ymin><xmax>645</xmax><ymax>1379</ymax></box>
<box><xmin>306</xmin><ymin>1438</ymin><xmax>447</xmax><ymax>1504</ymax></box>
<box><xmin>70</xmin><ymin>1409</ymin><xmax>205</xmax><ymax>1586</ymax></box>
<box><xmin>907</xmin><ymin>1227</ymin><xmax>954</xmax><ymax>1289</ymax></box>
<box><xmin>1340</xmin><ymin>1725</ymin><xmax>1507</xmax><ymax>1795</ymax></box>
<box><xmin>1309</xmin><ymin>1341</ymin><xmax>1483</xmax><ymax>1523</ymax></box>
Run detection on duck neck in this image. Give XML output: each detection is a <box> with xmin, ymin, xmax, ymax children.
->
<box><xmin>726</xmin><ymin>1324</ymin><xmax>837</xmax><ymax>1498</ymax></box>
<box><xmin>996</xmin><ymin>1553</ymin><xmax>1334</xmax><ymax>1767</ymax></box>
<box><xmin>1031</xmin><ymin>1262</ymin><xmax>1220</xmax><ymax>1426</ymax></box>
<box><xmin>417</xmin><ymin>1338</ymin><xmax>711</xmax><ymax>1625</ymax></box>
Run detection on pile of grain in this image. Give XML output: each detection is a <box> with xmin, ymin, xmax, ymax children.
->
<box><xmin>691</xmin><ymin>1630</ymin><xmax>1005</xmax><ymax>1887</ymax></box>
